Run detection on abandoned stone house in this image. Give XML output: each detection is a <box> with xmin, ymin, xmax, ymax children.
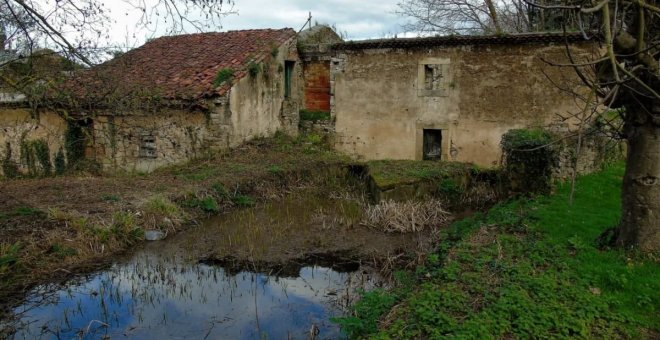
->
<box><xmin>1</xmin><ymin>28</ymin><xmax>301</xmax><ymax>174</ymax></box>
<box><xmin>1</xmin><ymin>27</ymin><xmax>597</xmax><ymax>176</ymax></box>
<box><xmin>312</xmin><ymin>33</ymin><xmax>596</xmax><ymax>167</ymax></box>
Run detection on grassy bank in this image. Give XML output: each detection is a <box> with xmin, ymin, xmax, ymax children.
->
<box><xmin>335</xmin><ymin>164</ymin><xmax>659</xmax><ymax>338</ymax></box>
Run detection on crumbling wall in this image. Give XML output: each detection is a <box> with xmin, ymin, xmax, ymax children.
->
<box><xmin>208</xmin><ymin>36</ymin><xmax>302</xmax><ymax>151</ymax></box>
<box><xmin>0</xmin><ymin>108</ymin><xmax>66</xmax><ymax>177</ymax></box>
<box><xmin>332</xmin><ymin>42</ymin><xmax>596</xmax><ymax>167</ymax></box>
<box><xmin>92</xmin><ymin>110</ymin><xmax>209</xmax><ymax>173</ymax></box>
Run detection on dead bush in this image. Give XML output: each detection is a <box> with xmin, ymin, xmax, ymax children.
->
<box><xmin>361</xmin><ymin>199</ymin><xmax>451</xmax><ymax>233</ymax></box>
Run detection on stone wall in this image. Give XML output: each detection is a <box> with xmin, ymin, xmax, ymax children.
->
<box><xmin>331</xmin><ymin>42</ymin><xmax>597</xmax><ymax>168</ymax></box>
<box><xmin>91</xmin><ymin>110</ymin><xmax>209</xmax><ymax>173</ymax></box>
<box><xmin>205</xmin><ymin>37</ymin><xmax>302</xmax><ymax>151</ymax></box>
<box><xmin>0</xmin><ymin>108</ymin><xmax>66</xmax><ymax>176</ymax></box>
<box><xmin>551</xmin><ymin>126</ymin><xmax>625</xmax><ymax>179</ymax></box>
<box><xmin>299</xmin><ymin>120</ymin><xmax>335</xmax><ymax>140</ymax></box>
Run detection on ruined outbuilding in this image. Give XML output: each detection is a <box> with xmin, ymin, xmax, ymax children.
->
<box><xmin>2</xmin><ymin>27</ymin><xmax>603</xmax><ymax>176</ymax></box>
<box><xmin>316</xmin><ymin>33</ymin><xmax>597</xmax><ymax>167</ymax></box>
<box><xmin>1</xmin><ymin>28</ymin><xmax>302</xmax><ymax>174</ymax></box>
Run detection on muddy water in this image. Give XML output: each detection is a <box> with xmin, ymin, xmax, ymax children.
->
<box><xmin>2</xmin><ymin>196</ymin><xmax>439</xmax><ymax>339</ymax></box>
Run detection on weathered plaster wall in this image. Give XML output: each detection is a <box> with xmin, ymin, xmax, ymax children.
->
<box><xmin>0</xmin><ymin>108</ymin><xmax>66</xmax><ymax>176</ymax></box>
<box><xmin>332</xmin><ymin>43</ymin><xmax>594</xmax><ymax>167</ymax></box>
<box><xmin>207</xmin><ymin>38</ymin><xmax>302</xmax><ymax>151</ymax></box>
<box><xmin>92</xmin><ymin>110</ymin><xmax>208</xmax><ymax>173</ymax></box>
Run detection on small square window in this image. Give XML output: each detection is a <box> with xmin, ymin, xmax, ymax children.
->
<box><xmin>139</xmin><ymin>134</ymin><xmax>157</xmax><ymax>159</ymax></box>
<box><xmin>418</xmin><ymin>59</ymin><xmax>450</xmax><ymax>97</ymax></box>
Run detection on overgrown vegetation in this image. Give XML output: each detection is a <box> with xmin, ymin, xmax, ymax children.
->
<box><xmin>19</xmin><ymin>138</ymin><xmax>52</xmax><ymax>177</ymax></box>
<box><xmin>213</xmin><ymin>67</ymin><xmax>235</xmax><ymax>87</ymax></box>
<box><xmin>299</xmin><ymin>109</ymin><xmax>331</xmax><ymax>122</ymax></box>
<box><xmin>336</xmin><ymin>164</ymin><xmax>659</xmax><ymax>338</ymax></box>
<box><xmin>367</xmin><ymin>160</ymin><xmax>472</xmax><ymax>188</ymax></box>
<box><xmin>2</xmin><ymin>142</ymin><xmax>19</xmax><ymax>179</ymax></box>
<box><xmin>501</xmin><ymin>128</ymin><xmax>556</xmax><ymax>194</ymax></box>
<box><xmin>247</xmin><ymin>61</ymin><xmax>261</xmax><ymax>78</ymax></box>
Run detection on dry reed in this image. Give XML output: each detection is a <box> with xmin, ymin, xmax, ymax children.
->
<box><xmin>361</xmin><ymin>199</ymin><xmax>451</xmax><ymax>233</ymax></box>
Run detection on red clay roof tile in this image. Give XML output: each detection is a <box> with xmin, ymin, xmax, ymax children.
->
<box><xmin>63</xmin><ymin>28</ymin><xmax>295</xmax><ymax>103</ymax></box>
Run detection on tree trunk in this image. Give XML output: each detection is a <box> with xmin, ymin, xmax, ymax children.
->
<box><xmin>616</xmin><ymin>110</ymin><xmax>660</xmax><ymax>252</ymax></box>
<box><xmin>484</xmin><ymin>0</ymin><xmax>502</xmax><ymax>34</ymax></box>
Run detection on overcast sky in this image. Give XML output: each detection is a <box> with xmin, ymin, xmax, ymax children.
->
<box><xmin>103</xmin><ymin>0</ymin><xmax>409</xmax><ymax>49</ymax></box>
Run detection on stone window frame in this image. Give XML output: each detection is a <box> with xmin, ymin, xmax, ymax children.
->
<box><xmin>417</xmin><ymin>58</ymin><xmax>451</xmax><ymax>97</ymax></box>
<box><xmin>139</xmin><ymin>132</ymin><xmax>157</xmax><ymax>159</ymax></box>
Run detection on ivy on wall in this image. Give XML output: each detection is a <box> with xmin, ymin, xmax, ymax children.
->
<box><xmin>501</xmin><ymin>129</ymin><xmax>556</xmax><ymax>194</ymax></box>
<box><xmin>2</xmin><ymin>142</ymin><xmax>19</xmax><ymax>179</ymax></box>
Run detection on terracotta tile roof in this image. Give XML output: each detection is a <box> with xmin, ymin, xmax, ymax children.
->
<box><xmin>334</xmin><ymin>32</ymin><xmax>591</xmax><ymax>50</ymax></box>
<box><xmin>64</xmin><ymin>28</ymin><xmax>295</xmax><ymax>103</ymax></box>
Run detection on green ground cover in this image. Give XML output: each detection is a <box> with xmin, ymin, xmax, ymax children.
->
<box><xmin>336</xmin><ymin>163</ymin><xmax>659</xmax><ymax>339</ymax></box>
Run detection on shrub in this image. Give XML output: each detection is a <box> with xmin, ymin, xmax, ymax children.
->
<box><xmin>247</xmin><ymin>61</ymin><xmax>260</xmax><ymax>77</ymax></box>
<box><xmin>232</xmin><ymin>194</ymin><xmax>255</xmax><ymax>207</ymax></box>
<box><xmin>299</xmin><ymin>110</ymin><xmax>331</xmax><ymax>122</ymax></box>
<box><xmin>2</xmin><ymin>142</ymin><xmax>19</xmax><ymax>179</ymax></box>
<box><xmin>213</xmin><ymin>68</ymin><xmax>235</xmax><ymax>87</ymax></box>
<box><xmin>54</xmin><ymin>148</ymin><xmax>66</xmax><ymax>175</ymax></box>
<box><xmin>501</xmin><ymin>128</ymin><xmax>556</xmax><ymax>194</ymax></box>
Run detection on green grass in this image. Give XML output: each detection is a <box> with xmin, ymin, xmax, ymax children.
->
<box><xmin>0</xmin><ymin>207</ymin><xmax>43</xmax><ymax>220</ymax></box>
<box><xmin>367</xmin><ymin>160</ymin><xmax>472</xmax><ymax>188</ymax></box>
<box><xmin>143</xmin><ymin>196</ymin><xmax>183</xmax><ymax>220</ymax></box>
<box><xmin>101</xmin><ymin>194</ymin><xmax>121</xmax><ymax>202</ymax></box>
<box><xmin>336</xmin><ymin>163</ymin><xmax>659</xmax><ymax>338</ymax></box>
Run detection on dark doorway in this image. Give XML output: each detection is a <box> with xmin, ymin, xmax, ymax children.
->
<box><xmin>423</xmin><ymin>129</ymin><xmax>442</xmax><ymax>160</ymax></box>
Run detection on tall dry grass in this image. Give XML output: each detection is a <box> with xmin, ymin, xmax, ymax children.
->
<box><xmin>361</xmin><ymin>199</ymin><xmax>451</xmax><ymax>233</ymax></box>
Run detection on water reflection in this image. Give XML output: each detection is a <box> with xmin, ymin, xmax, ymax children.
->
<box><xmin>5</xmin><ymin>248</ymin><xmax>376</xmax><ymax>339</ymax></box>
<box><xmin>2</xmin><ymin>196</ymin><xmax>409</xmax><ymax>339</ymax></box>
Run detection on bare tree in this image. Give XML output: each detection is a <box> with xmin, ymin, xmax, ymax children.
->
<box><xmin>0</xmin><ymin>0</ymin><xmax>234</xmax><ymax>67</ymax></box>
<box><xmin>397</xmin><ymin>0</ymin><xmax>581</xmax><ymax>34</ymax></box>
<box><xmin>397</xmin><ymin>0</ymin><xmax>507</xmax><ymax>34</ymax></box>
<box><xmin>526</xmin><ymin>0</ymin><xmax>659</xmax><ymax>252</ymax></box>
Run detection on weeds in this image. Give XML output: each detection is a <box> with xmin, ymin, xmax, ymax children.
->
<box><xmin>101</xmin><ymin>194</ymin><xmax>121</xmax><ymax>202</ymax></box>
<box><xmin>232</xmin><ymin>194</ymin><xmax>255</xmax><ymax>207</ymax></box>
<box><xmin>0</xmin><ymin>243</ymin><xmax>21</xmax><ymax>274</ymax></box>
<box><xmin>143</xmin><ymin>196</ymin><xmax>183</xmax><ymax>220</ymax></box>
<box><xmin>183</xmin><ymin>196</ymin><xmax>220</xmax><ymax>213</ymax></box>
<box><xmin>213</xmin><ymin>68</ymin><xmax>234</xmax><ymax>87</ymax></box>
<box><xmin>362</xmin><ymin>199</ymin><xmax>451</xmax><ymax>233</ymax></box>
<box><xmin>267</xmin><ymin>165</ymin><xmax>284</xmax><ymax>174</ymax></box>
<box><xmin>110</xmin><ymin>212</ymin><xmax>142</xmax><ymax>245</ymax></box>
<box><xmin>49</xmin><ymin>244</ymin><xmax>78</xmax><ymax>258</ymax></box>
<box><xmin>299</xmin><ymin>110</ymin><xmax>331</xmax><ymax>122</ymax></box>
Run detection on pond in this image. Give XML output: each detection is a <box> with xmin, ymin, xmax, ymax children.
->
<box><xmin>2</xmin><ymin>195</ymin><xmax>434</xmax><ymax>339</ymax></box>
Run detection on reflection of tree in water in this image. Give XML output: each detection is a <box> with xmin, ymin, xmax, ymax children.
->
<box><xmin>3</xmin><ymin>246</ymin><xmax>383</xmax><ymax>339</ymax></box>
